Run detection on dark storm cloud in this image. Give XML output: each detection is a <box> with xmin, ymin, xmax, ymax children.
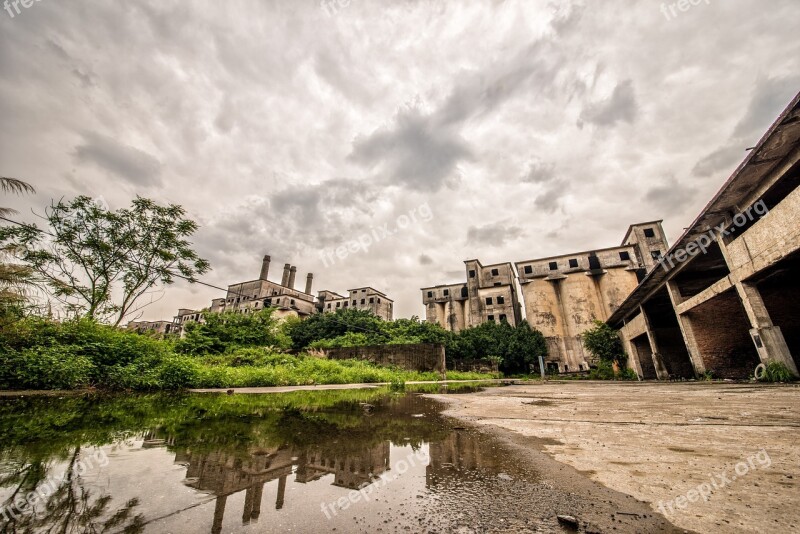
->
<box><xmin>693</xmin><ymin>76</ymin><xmax>800</xmax><ymax>178</ymax></box>
<box><xmin>467</xmin><ymin>222</ymin><xmax>525</xmax><ymax>247</ymax></box>
<box><xmin>74</xmin><ymin>133</ymin><xmax>163</xmax><ymax>187</ymax></box>
<box><xmin>644</xmin><ymin>176</ymin><xmax>698</xmax><ymax>212</ymax></box>
<box><xmin>578</xmin><ymin>79</ymin><xmax>638</xmax><ymax>127</ymax></box>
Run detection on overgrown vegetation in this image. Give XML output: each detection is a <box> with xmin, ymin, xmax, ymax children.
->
<box><xmin>580</xmin><ymin>320</ymin><xmax>637</xmax><ymax>381</ymax></box>
<box><xmin>756</xmin><ymin>361</ymin><xmax>796</xmax><ymax>383</ymax></box>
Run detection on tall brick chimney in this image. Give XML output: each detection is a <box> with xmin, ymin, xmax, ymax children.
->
<box><xmin>288</xmin><ymin>266</ymin><xmax>297</xmax><ymax>289</ymax></box>
<box><xmin>305</xmin><ymin>273</ymin><xmax>314</xmax><ymax>294</ymax></box>
<box><xmin>259</xmin><ymin>255</ymin><xmax>271</xmax><ymax>280</ymax></box>
<box><xmin>281</xmin><ymin>264</ymin><xmax>291</xmax><ymax>286</ymax></box>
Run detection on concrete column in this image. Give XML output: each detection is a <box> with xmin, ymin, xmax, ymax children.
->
<box><xmin>242</xmin><ymin>486</ymin><xmax>255</xmax><ymax>524</ymax></box>
<box><xmin>259</xmin><ymin>255</ymin><xmax>271</xmax><ymax>280</ymax></box>
<box><xmin>665</xmin><ymin>281</ymin><xmax>706</xmax><ymax>375</ymax></box>
<box><xmin>717</xmin><ymin>233</ymin><xmax>798</xmax><ymax>376</ymax></box>
<box><xmin>287</xmin><ymin>266</ymin><xmax>297</xmax><ymax>289</ymax></box>
<box><xmin>250</xmin><ymin>483</ymin><xmax>264</xmax><ymax>521</ymax></box>
<box><xmin>281</xmin><ymin>264</ymin><xmax>291</xmax><ymax>287</ymax></box>
<box><xmin>305</xmin><ymin>273</ymin><xmax>314</xmax><ymax>294</ymax></box>
<box><xmin>620</xmin><ymin>329</ymin><xmax>643</xmax><ymax>380</ymax></box>
<box><xmin>640</xmin><ymin>306</ymin><xmax>670</xmax><ymax>380</ymax></box>
<box><xmin>212</xmin><ymin>495</ymin><xmax>227</xmax><ymax>534</ymax></box>
<box><xmin>275</xmin><ymin>475</ymin><xmax>287</xmax><ymax>510</ymax></box>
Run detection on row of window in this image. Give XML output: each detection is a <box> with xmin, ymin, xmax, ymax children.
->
<box><xmin>485</xmin><ymin>296</ymin><xmax>505</xmax><ymax>305</ymax></box>
<box><xmin>327</xmin><ymin>297</ymin><xmax>382</xmax><ymax>309</ymax></box>
<box><xmin>487</xmin><ymin>314</ymin><xmax>507</xmax><ymax>322</ymax></box>
<box><xmin>468</xmin><ymin>267</ymin><xmax>502</xmax><ymax>278</ymax></box>
<box><xmin>521</xmin><ymin>251</ymin><xmax>635</xmax><ymax>274</ymax></box>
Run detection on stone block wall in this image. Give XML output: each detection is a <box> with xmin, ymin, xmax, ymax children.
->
<box><xmin>324</xmin><ymin>343</ymin><xmax>446</xmax><ymax>376</ymax></box>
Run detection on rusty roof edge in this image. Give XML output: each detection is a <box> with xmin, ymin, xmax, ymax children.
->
<box><xmin>607</xmin><ymin>90</ymin><xmax>800</xmax><ymax>326</ymax></box>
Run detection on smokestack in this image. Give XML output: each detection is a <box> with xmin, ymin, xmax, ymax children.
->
<box><xmin>281</xmin><ymin>264</ymin><xmax>291</xmax><ymax>286</ymax></box>
<box><xmin>305</xmin><ymin>273</ymin><xmax>314</xmax><ymax>294</ymax></box>
<box><xmin>288</xmin><ymin>266</ymin><xmax>297</xmax><ymax>289</ymax></box>
<box><xmin>259</xmin><ymin>255</ymin><xmax>271</xmax><ymax>280</ymax></box>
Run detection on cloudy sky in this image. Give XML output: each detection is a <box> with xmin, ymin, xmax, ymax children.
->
<box><xmin>1</xmin><ymin>0</ymin><xmax>798</xmax><ymax>320</ymax></box>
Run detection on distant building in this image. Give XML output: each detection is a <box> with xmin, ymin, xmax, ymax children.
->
<box><xmin>318</xmin><ymin>287</ymin><xmax>394</xmax><ymax>321</ymax></box>
<box><xmin>126</xmin><ymin>320</ymin><xmax>178</xmax><ymax>336</ymax></box>
<box><xmin>208</xmin><ymin>255</ymin><xmax>317</xmax><ymax>318</ymax></box>
<box><xmin>422</xmin><ymin>259</ymin><xmax>522</xmax><ymax>332</ymax></box>
<box><xmin>515</xmin><ymin>222</ymin><xmax>669</xmax><ymax>372</ymax></box>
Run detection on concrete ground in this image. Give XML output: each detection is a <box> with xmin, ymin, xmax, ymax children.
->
<box><xmin>428</xmin><ymin>381</ymin><xmax>800</xmax><ymax>534</ymax></box>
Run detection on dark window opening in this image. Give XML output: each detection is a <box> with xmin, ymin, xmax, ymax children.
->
<box><xmin>461</xmin><ymin>286</ymin><xmax>468</xmax><ymax>298</ymax></box>
<box><xmin>469</xmin><ymin>270</ymin><xmax>476</xmax><ymax>278</ymax></box>
<box><xmin>499</xmin><ymin>314</ymin><xmax>507</xmax><ymax>322</ymax></box>
<box><xmin>427</xmin><ymin>291</ymin><xmax>433</xmax><ymax>298</ymax></box>
<box><xmin>369</xmin><ymin>297</ymin><xmax>374</xmax><ymax>303</ymax></box>
<box><xmin>361</xmin><ymin>299</ymin><xmax>366</xmax><ymax>304</ymax></box>
<box><xmin>588</xmin><ymin>254</ymin><xmax>602</xmax><ymax>270</ymax></box>
<box><xmin>651</xmin><ymin>250</ymin><xmax>662</xmax><ymax>261</ymax></box>
<box><xmin>643</xmin><ymin>228</ymin><xmax>656</xmax><ymax>238</ymax></box>
<box><xmin>497</xmin><ymin>296</ymin><xmax>505</xmax><ymax>304</ymax></box>
<box><xmin>549</xmin><ymin>261</ymin><xmax>558</xmax><ymax>270</ymax></box>
<box><xmin>352</xmin><ymin>300</ymin><xmax>357</xmax><ymax>305</ymax></box>
<box><xmin>443</xmin><ymin>289</ymin><xmax>449</xmax><ymax>296</ymax></box>
<box><xmin>568</xmin><ymin>258</ymin><xmax>579</xmax><ymax>268</ymax></box>
<box><xmin>487</xmin><ymin>315</ymin><xmax>495</xmax><ymax>321</ymax></box>
<box><xmin>524</xmin><ymin>265</ymin><xmax>532</xmax><ymax>274</ymax></box>
<box><xmin>491</xmin><ymin>268</ymin><xmax>499</xmax><ymax>276</ymax></box>
<box><xmin>485</xmin><ymin>297</ymin><xmax>493</xmax><ymax>305</ymax></box>
<box><xmin>619</xmin><ymin>251</ymin><xmax>630</xmax><ymax>261</ymax></box>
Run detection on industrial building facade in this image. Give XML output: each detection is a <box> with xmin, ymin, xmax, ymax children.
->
<box><xmin>609</xmin><ymin>91</ymin><xmax>800</xmax><ymax>380</ymax></box>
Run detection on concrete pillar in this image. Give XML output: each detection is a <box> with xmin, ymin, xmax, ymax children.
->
<box><xmin>665</xmin><ymin>281</ymin><xmax>706</xmax><ymax>375</ymax></box>
<box><xmin>281</xmin><ymin>264</ymin><xmax>291</xmax><ymax>287</ymax></box>
<box><xmin>250</xmin><ymin>483</ymin><xmax>264</xmax><ymax>521</ymax></box>
<box><xmin>305</xmin><ymin>273</ymin><xmax>313</xmax><ymax>294</ymax></box>
<box><xmin>275</xmin><ymin>475</ymin><xmax>287</xmax><ymax>510</ymax></box>
<box><xmin>640</xmin><ymin>306</ymin><xmax>670</xmax><ymax>380</ymax></box>
<box><xmin>242</xmin><ymin>486</ymin><xmax>255</xmax><ymax>524</ymax></box>
<box><xmin>717</xmin><ymin>233</ymin><xmax>798</xmax><ymax>376</ymax></box>
<box><xmin>212</xmin><ymin>495</ymin><xmax>227</xmax><ymax>534</ymax></box>
<box><xmin>288</xmin><ymin>266</ymin><xmax>297</xmax><ymax>289</ymax></box>
<box><xmin>259</xmin><ymin>255</ymin><xmax>271</xmax><ymax>280</ymax></box>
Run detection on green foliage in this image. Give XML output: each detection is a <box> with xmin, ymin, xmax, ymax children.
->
<box><xmin>0</xmin><ymin>195</ymin><xmax>210</xmax><ymax>325</ymax></box>
<box><xmin>758</xmin><ymin>361</ymin><xmax>796</xmax><ymax>383</ymax></box>
<box><xmin>0</xmin><ymin>346</ymin><xmax>95</xmax><ymax>389</ymax></box>
<box><xmin>389</xmin><ymin>378</ymin><xmax>406</xmax><ymax>392</ymax></box>
<box><xmin>175</xmin><ymin>308</ymin><xmax>290</xmax><ymax>355</ymax></box>
<box><xmin>283</xmin><ymin>308</ymin><xmax>389</xmax><ymax>350</ymax></box>
<box><xmin>308</xmin><ymin>331</ymin><xmax>372</xmax><ymax>349</ymax></box>
<box><xmin>581</xmin><ymin>320</ymin><xmax>626</xmax><ymax>364</ymax></box>
<box><xmin>445</xmin><ymin>320</ymin><xmax>546</xmax><ymax>375</ymax></box>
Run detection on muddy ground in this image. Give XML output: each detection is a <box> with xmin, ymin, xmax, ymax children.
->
<box><xmin>428</xmin><ymin>381</ymin><xmax>800</xmax><ymax>534</ymax></box>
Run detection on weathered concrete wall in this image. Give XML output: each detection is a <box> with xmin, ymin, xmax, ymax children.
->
<box><xmin>450</xmin><ymin>358</ymin><xmax>499</xmax><ymax>374</ymax></box>
<box><xmin>324</xmin><ymin>343</ymin><xmax>446</xmax><ymax>375</ymax></box>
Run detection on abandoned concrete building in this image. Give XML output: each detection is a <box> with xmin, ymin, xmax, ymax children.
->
<box><xmin>608</xmin><ymin>91</ymin><xmax>800</xmax><ymax>380</ymax></box>
<box><xmin>317</xmin><ymin>287</ymin><xmax>394</xmax><ymax>321</ymax></box>
<box><xmin>515</xmin><ymin>222</ymin><xmax>670</xmax><ymax>372</ymax></box>
<box><xmin>209</xmin><ymin>256</ymin><xmax>318</xmax><ymax>318</ymax></box>
<box><xmin>126</xmin><ymin>320</ymin><xmax>178</xmax><ymax>336</ymax></box>
<box><xmin>422</xmin><ymin>259</ymin><xmax>522</xmax><ymax>332</ymax></box>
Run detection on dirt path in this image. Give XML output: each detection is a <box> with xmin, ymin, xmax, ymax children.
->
<box><xmin>427</xmin><ymin>381</ymin><xmax>800</xmax><ymax>534</ymax></box>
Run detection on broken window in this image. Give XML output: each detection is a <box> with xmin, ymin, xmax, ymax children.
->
<box><xmin>443</xmin><ymin>289</ymin><xmax>449</xmax><ymax>296</ymax></box>
<box><xmin>361</xmin><ymin>299</ymin><xmax>365</xmax><ymax>304</ymax></box>
<box><xmin>494</xmin><ymin>282</ymin><xmax>501</xmax><ymax>287</ymax></box>
<box><xmin>369</xmin><ymin>297</ymin><xmax>374</xmax><ymax>303</ymax></box>
<box><xmin>485</xmin><ymin>297</ymin><xmax>493</xmax><ymax>305</ymax></box>
<box><xmin>524</xmin><ymin>265</ymin><xmax>532</xmax><ymax>274</ymax></box>
<box><xmin>644</xmin><ymin>228</ymin><xmax>656</xmax><ymax>238</ymax></box>
<box><xmin>651</xmin><ymin>250</ymin><xmax>662</xmax><ymax>260</ymax></box>
<box><xmin>499</xmin><ymin>314</ymin><xmax>507</xmax><ymax>322</ymax></box>
<box><xmin>619</xmin><ymin>251</ymin><xmax>630</xmax><ymax>261</ymax></box>
<box><xmin>497</xmin><ymin>296</ymin><xmax>505</xmax><ymax>304</ymax></box>
<box><xmin>549</xmin><ymin>261</ymin><xmax>558</xmax><ymax>270</ymax></box>
<box><xmin>491</xmin><ymin>268</ymin><xmax>499</xmax><ymax>276</ymax></box>
<box><xmin>487</xmin><ymin>314</ymin><xmax>495</xmax><ymax>321</ymax></box>
<box><xmin>568</xmin><ymin>258</ymin><xmax>578</xmax><ymax>268</ymax></box>
<box><xmin>469</xmin><ymin>270</ymin><xmax>476</xmax><ymax>278</ymax></box>
<box><xmin>427</xmin><ymin>291</ymin><xmax>433</xmax><ymax>298</ymax></box>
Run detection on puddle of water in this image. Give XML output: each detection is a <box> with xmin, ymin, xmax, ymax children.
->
<box><xmin>0</xmin><ymin>389</ymin><xmax>682</xmax><ymax>533</ymax></box>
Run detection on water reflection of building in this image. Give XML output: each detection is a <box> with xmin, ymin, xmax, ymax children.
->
<box><xmin>296</xmin><ymin>443</ymin><xmax>390</xmax><ymax>489</ymax></box>
<box><xmin>426</xmin><ymin>432</ymin><xmax>501</xmax><ymax>486</ymax></box>
<box><xmin>163</xmin><ymin>441</ymin><xmax>391</xmax><ymax>533</ymax></box>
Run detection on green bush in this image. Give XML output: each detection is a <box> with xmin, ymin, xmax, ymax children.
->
<box><xmin>759</xmin><ymin>361</ymin><xmax>796</xmax><ymax>383</ymax></box>
<box><xmin>158</xmin><ymin>356</ymin><xmax>201</xmax><ymax>389</ymax></box>
<box><xmin>582</xmin><ymin>320</ymin><xmax>626</xmax><ymax>364</ymax></box>
<box><xmin>175</xmin><ymin>308</ymin><xmax>290</xmax><ymax>355</ymax></box>
<box><xmin>0</xmin><ymin>346</ymin><xmax>95</xmax><ymax>389</ymax></box>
